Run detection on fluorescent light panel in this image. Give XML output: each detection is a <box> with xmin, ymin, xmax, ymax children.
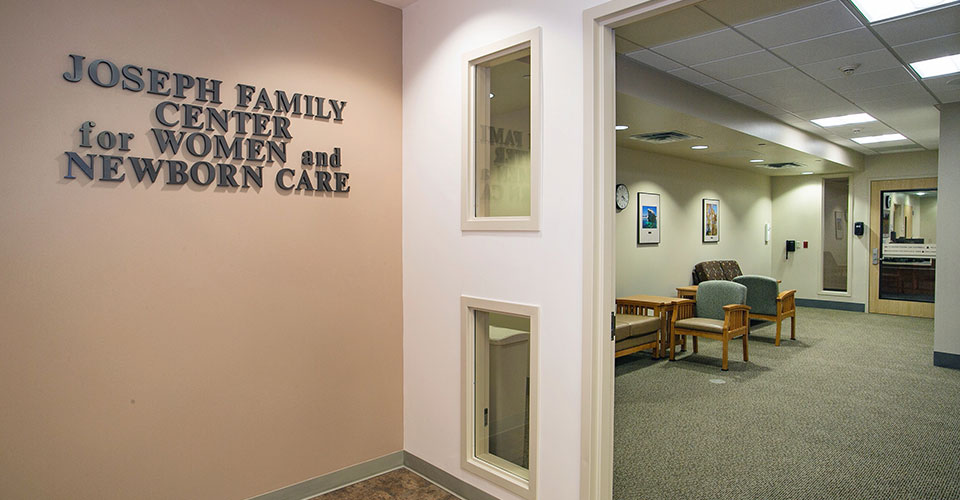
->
<box><xmin>849</xmin><ymin>0</ymin><xmax>958</xmax><ymax>22</ymax></box>
<box><xmin>615</xmin><ymin>125</ymin><xmax>629</xmax><ymax>130</ymax></box>
<box><xmin>852</xmin><ymin>133</ymin><xmax>907</xmax><ymax>144</ymax></box>
<box><xmin>811</xmin><ymin>113</ymin><xmax>876</xmax><ymax>127</ymax></box>
<box><xmin>910</xmin><ymin>53</ymin><xmax>960</xmax><ymax>78</ymax></box>
<box><xmin>691</xmin><ymin>145</ymin><xmax>708</xmax><ymax>150</ymax></box>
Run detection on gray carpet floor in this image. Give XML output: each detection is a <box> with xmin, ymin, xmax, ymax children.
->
<box><xmin>614</xmin><ymin>307</ymin><xmax>960</xmax><ymax>500</ymax></box>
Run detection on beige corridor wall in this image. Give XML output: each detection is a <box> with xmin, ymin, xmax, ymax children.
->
<box><xmin>616</xmin><ymin>148</ymin><xmax>773</xmax><ymax>298</ymax></box>
<box><xmin>0</xmin><ymin>1</ymin><xmax>402</xmax><ymax>499</ymax></box>
<box><xmin>770</xmin><ymin>151</ymin><xmax>938</xmax><ymax>305</ymax></box>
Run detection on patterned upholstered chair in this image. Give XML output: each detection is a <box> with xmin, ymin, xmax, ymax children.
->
<box><xmin>692</xmin><ymin>260</ymin><xmax>743</xmax><ymax>284</ymax></box>
<box><xmin>670</xmin><ymin>281</ymin><xmax>750</xmax><ymax>371</ymax></box>
<box><xmin>733</xmin><ymin>275</ymin><xmax>797</xmax><ymax>346</ymax></box>
<box><xmin>614</xmin><ymin>314</ymin><xmax>661</xmax><ymax>358</ymax></box>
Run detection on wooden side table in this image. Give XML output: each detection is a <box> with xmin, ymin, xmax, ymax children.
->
<box><xmin>676</xmin><ymin>285</ymin><xmax>698</xmax><ymax>300</ymax></box>
<box><xmin>615</xmin><ymin>294</ymin><xmax>679</xmax><ymax>358</ymax></box>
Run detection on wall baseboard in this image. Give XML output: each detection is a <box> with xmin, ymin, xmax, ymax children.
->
<box><xmin>403</xmin><ymin>451</ymin><xmax>499</xmax><ymax>500</ymax></box>
<box><xmin>246</xmin><ymin>450</ymin><xmax>498</xmax><ymax>500</ymax></box>
<box><xmin>796</xmin><ymin>298</ymin><xmax>865</xmax><ymax>312</ymax></box>
<box><xmin>246</xmin><ymin>451</ymin><xmax>404</xmax><ymax>500</ymax></box>
<box><xmin>934</xmin><ymin>351</ymin><xmax>960</xmax><ymax>370</ymax></box>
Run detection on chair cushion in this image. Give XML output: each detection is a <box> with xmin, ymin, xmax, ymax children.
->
<box><xmin>616</xmin><ymin>332</ymin><xmax>658</xmax><ymax>350</ymax></box>
<box><xmin>733</xmin><ymin>275</ymin><xmax>779</xmax><ymax>316</ymax></box>
<box><xmin>615</xmin><ymin>314</ymin><xmax>660</xmax><ymax>341</ymax></box>
<box><xmin>693</xmin><ymin>261</ymin><xmax>725</xmax><ymax>284</ymax></box>
<box><xmin>695</xmin><ymin>281</ymin><xmax>747</xmax><ymax>320</ymax></box>
<box><xmin>720</xmin><ymin>260</ymin><xmax>743</xmax><ymax>280</ymax></box>
<box><xmin>675</xmin><ymin>317</ymin><xmax>724</xmax><ymax>334</ymax></box>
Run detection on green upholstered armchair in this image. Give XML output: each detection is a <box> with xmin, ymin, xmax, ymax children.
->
<box><xmin>670</xmin><ymin>280</ymin><xmax>750</xmax><ymax>371</ymax></box>
<box><xmin>733</xmin><ymin>275</ymin><xmax>796</xmax><ymax>346</ymax></box>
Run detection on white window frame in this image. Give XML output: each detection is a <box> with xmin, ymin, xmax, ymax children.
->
<box><xmin>461</xmin><ymin>27</ymin><xmax>542</xmax><ymax>231</ymax></box>
<box><xmin>460</xmin><ymin>296</ymin><xmax>539</xmax><ymax>499</ymax></box>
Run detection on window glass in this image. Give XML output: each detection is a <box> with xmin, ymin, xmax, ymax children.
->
<box><xmin>879</xmin><ymin>189</ymin><xmax>937</xmax><ymax>302</ymax></box>
<box><xmin>474</xmin><ymin>48</ymin><xmax>531</xmax><ymax>218</ymax></box>
<box><xmin>822</xmin><ymin>178</ymin><xmax>849</xmax><ymax>292</ymax></box>
<box><xmin>474</xmin><ymin>310</ymin><xmax>530</xmax><ymax>478</ymax></box>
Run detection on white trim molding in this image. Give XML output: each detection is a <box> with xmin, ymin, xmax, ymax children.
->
<box><xmin>461</xmin><ymin>27</ymin><xmax>542</xmax><ymax>231</ymax></box>
<box><xmin>460</xmin><ymin>296</ymin><xmax>539</xmax><ymax>499</ymax></box>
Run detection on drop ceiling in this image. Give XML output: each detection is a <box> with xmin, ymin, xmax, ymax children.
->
<box><xmin>615</xmin><ymin>0</ymin><xmax>960</xmax><ymax>159</ymax></box>
<box><xmin>617</xmin><ymin>92</ymin><xmax>852</xmax><ymax>175</ymax></box>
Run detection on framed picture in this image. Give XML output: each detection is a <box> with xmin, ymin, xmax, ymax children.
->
<box><xmin>702</xmin><ymin>198</ymin><xmax>719</xmax><ymax>242</ymax></box>
<box><xmin>637</xmin><ymin>192</ymin><xmax>660</xmax><ymax>244</ymax></box>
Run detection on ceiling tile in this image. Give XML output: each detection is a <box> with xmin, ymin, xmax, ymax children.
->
<box><xmin>735</xmin><ymin>1</ymin><xmax>863</xmax><ymax>48</ymax></box>
<box><xmin>922</xmin><ymin>74</ymin><xmax>960</xmax><ymax>103</ymax></box>
<box><xmin>701</xmin><ymin>81</ymin><xmax>744</xmax><ymax>97</ymax></box>
<box><xmin>838</xmin><ymin>81</ymin><xmax>936</xmax><ymax>104</ymax></box>
<box><xmin>871</xmin><ymin>3</ymin><xmax>960</xmax><ymax>47</ymax></box>
<box><xmin>616</xmin><ymin>35</ymin><xmax>643</xmax><ymax>55</ymax></box>
<box><xmin>727</xmin><ymin>93</ymin><xmax>786</xmax><ymax>115</ymax></box>
<box><xmin>793</xmin><ymin>104</ymin><xmax>867</xmax><ymax>121</ymax></box>
<box><xmin>823</xmin><ymin>67</ymin><xmax>916</xmax><ymax>93</ymax></box>
<box><xmin>651</xmin><ymin>28</ymin><xmax>761</xmax><ymax>66</ymax></box>
<box><xmin>800</xmin><ymin>49</ymin><xmax>902</xmax><ymax>82</ymax></box>
<box><xmin>750</xmin><ymin>86</ymin><xmax>851</xmax><ymax>113</ymax></box>
<box><xmin>616</xmin><ymin>5</ymin><xmax>724</xmax><ymax>48</ymax></box>
<box><xmin>829</xmin><ymin>122</ymin><xmax>899</xmax><ymax>139</ymax></box>
<box><xmin>696</xmin><ymin>0</ymin><xmax>823</xmax><ymax>26</ymax></box>
<box><xmin>931</xmin><ymin>87</ymin><xmax>960</xmax><ymax>103</ymax></box>
<box><xmin>623</xmin><ymin>49</ymin><xmax>683</xmax><ymax>72</ymax></box>
<box><xmin>666</xmin><ymin>67</ymin><xmax>719</xmax><ymax>86</ymax></box>
<box><xmin>893</xmin><ymin>33</ymin><xmax>960</xmax><ymax>64</ymax></box>
<box><xmin>692</xmin><ymin>50</ymin><xmax>790</xmax><ymax>81</ymax></box>
<box><xmin>726</xmin><ymin>67</ymin><xmax>816</xmax><ymax>93</ymax></box>
<box><xmin>771</xmin><ymin>28</ymin><xmax>883</xmax><ymax>66</ymax></box>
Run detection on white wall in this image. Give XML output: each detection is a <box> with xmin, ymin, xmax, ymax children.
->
<box><xmin>402</xmin><ymin>1</ymin><xmax>603</xmax><ymax>499</ymax></box>
<box><xmin>616</xmin><ymin>147</ymin><xmax>772</xmax><ymax>297</ymax></box>
<box><xmin>770</xmin><ymin>151</ymin><xmax>939</xmax><ymax>305</ymax></box>
<box><xmin>935</xmin><ymin>103</ymin><xmax>960</xmax><ymax>358</ymax></box>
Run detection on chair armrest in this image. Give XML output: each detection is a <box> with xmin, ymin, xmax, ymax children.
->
<box><xmin>777</xmin><ymin>289</ymin><xmax>797</xmax><ymax>314</ymax></box>
<box><xmin>722</xmin><ymin>304</ymin><xmax>750</xmax><ymax>331</ymax></box>
<box><xmin>672</xmin><ymin>299</ymin><xmax>696</xmax><ymax>324</ymax></box>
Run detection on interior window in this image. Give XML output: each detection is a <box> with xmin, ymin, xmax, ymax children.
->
<box><xmin>879</xmin><ymin>189</ymin><xmax>937</xmax><ymax>302</ymax></box>
<box><xmin>474</xmin><ymin>48</ymin><xmax>532</xmax><ymax>218</ymax></box>
<box><xmin>822</xmin><ymin>178</ymin><xmax>850</xmax><ymax>292</ymax></box>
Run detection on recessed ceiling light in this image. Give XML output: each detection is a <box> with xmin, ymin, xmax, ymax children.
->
<box><xmin>811</xmin><ymin>113</ymin><xmax>877</xmax><ymax>127</ymax></box>
<box><xmin>916</xmin><ymin>192</ymin><xmax>926</xmax><ymax>196</ymax></box>
<box><xmin>801</xmin><ymin>171</ymin><xmax>814</xmax><ymax>175</ymax></box>
<box><xmin>910</xmin><ymin>53</ymin><xmax>960</xmax><ymax>79</ymax></box>
<box><xmin>615</xmin><ymin>125</ymin><xmax>629</xmax><ymax>131</ymax></box>
<box><xmin>849</xmin><ymin>0</ymin><xmax>957</xmax><ymax>23</ymax></box>
<box><xmin>691</xmin><ymin>145</ymin><xmax>709</xmax><ymax>150</ymax></box>
<box><xmin>749</xmin><ymin>159</ymin><xmax>764</xmax><ymax>163</ymax></box>
<box><xmin>852</xmin><ymin>133</ymin><xmax>907</xmax><ymax>144</ymax></box>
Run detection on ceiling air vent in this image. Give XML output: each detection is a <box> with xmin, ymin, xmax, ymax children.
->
<box><xmin>761</xmin><ymin>162</ymin><xmax>804</xmax><ymax>169</ymax></box>
<box><xmin>629</xmin><ymin>130</ymin><xmax>701</xmax><ymax>144</ymax></box>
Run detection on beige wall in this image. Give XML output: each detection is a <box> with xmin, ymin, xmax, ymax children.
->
<box><xmin>770</xmin><ymin>151</ymin><xmax>938</xmax><ymax>304</ymax></box>
<box><xmin>616</xmin><ymin>147</ymin><xmax>772</xmax><ymax>297</ymax></box>
<box><xmin>0</xmin><ymin>1</ymin><xmax>403</xmax><ymax>499</ymax></box>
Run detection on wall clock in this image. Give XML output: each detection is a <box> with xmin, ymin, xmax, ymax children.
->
<box><xmin>616</xmin><ymin>184</ymin><xmax>629</xmax><ymax>210</ymax></box>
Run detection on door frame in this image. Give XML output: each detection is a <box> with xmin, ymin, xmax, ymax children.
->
<box><xmin>868</xmin><ymin>177</ymin><xmax>937</xmax><ymax>317</ymax></box>
<box><xmin>580</xmin><ymin>1</ymin><xmax>699</xmax><ymax>499</ymax></box>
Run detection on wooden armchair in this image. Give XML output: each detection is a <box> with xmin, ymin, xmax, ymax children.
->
<box><xmin>733</xmin><ymin>275</ymin><xmax>796</xmax><ymax>346</ymax></box>
<box><xmin>669</xmin><ymin>281</ymin><xmax>750</xmax><ymax>371</ymax></box>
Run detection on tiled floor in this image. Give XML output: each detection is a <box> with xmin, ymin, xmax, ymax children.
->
<box><xmin>311</xmin><ymin>468</ymin><xmax>459</xmax><ymax>500</ymax></box>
